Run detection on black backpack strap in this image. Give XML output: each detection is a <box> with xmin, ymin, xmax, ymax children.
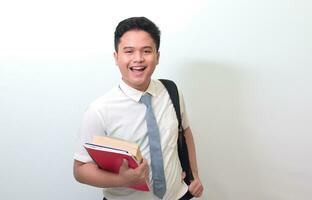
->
<box><xmin>159</xmin><ymin>79</ymin><xmax>194</xmax><ymax>189</ymax></box>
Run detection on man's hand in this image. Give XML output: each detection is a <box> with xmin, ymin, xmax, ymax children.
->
<box><xmin>119</xmin><ymin>158</ymin><xmax>149</xmax><ymax>186</ymax></box>
<box><xmin>188</xmin><ymin>176</ymin><xmax>204</xmax><ymax>197</ymax></box>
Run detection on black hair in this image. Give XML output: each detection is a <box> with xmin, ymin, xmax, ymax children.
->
<box><xmin>114</xmin><ymin>17</ymin><xmax>161</xmax><ymax>51</ymax></box>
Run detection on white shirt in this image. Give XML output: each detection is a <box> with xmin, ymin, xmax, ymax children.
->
<box><xmin>74</xmin><ymin>79</ymin><xmax>189</xmax><ymax>200</ymax></box>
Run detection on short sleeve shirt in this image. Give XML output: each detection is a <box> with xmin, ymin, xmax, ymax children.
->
<box><xmin>74</xmin><ymin>79</ymin><xmax>190</xmax><ymax>200</ymax></box>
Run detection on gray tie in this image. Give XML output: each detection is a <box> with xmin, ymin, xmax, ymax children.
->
<box><xmin>140</xmin><ymin>93</ymin><xmax>166</xmax><ymax>199</ymax></box>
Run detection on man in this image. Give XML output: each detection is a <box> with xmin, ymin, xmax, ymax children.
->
<box><xmin>73</xmin><ymin>16</ymin><xmax>203</xmax><ymax>200</ymax></box>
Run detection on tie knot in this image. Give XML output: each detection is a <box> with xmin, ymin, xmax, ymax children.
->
<box><xmin>140</xmin><ymin>93</ymin><xmax>152</xmax><ymax>107</ymax></box>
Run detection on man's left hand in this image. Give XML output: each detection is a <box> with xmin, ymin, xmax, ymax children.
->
<box><xmin>188</xmin><ymin>176</ymin><xmax>204</xmax><ymax>197</ymax></box>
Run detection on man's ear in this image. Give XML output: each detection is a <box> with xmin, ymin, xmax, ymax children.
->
<box><xmin>156</xmin><ymin>51</ymin><xmax>160</xmax><ymax>65</ymax></box>
<box><xmin>113</xmin><ymin>51</ymin><xmax>118</xmax><ymax>65</ymax></box>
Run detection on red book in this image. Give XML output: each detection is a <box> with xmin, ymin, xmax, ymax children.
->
<box><xmin>84</xmin><ymin>136</ymin><xmax>150</xmax><ymax>191</ymax></box>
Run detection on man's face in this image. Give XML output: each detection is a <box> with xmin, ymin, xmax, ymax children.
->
<box><xmin>114</xmin><ymin>30</ymin><xmax>160</xmax><ymax>91</ymax></box>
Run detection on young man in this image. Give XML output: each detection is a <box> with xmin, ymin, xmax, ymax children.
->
<box><xmin>73</xmin><ymin>17</ymin><xmax>203</xmax><ymax>200</ymax></box>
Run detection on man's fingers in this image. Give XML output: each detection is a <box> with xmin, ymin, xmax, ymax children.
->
<box><xmin>119</xmin><ymin>159</ymin><xmax>129</xmax><ymax>173</ymax></box>
<box><xmin>188</xmin><ymin>179</ymin><xmax>204</xmax><ymax>197</ymax></box>
<box><xmin>181</xmin><ymin>171</ymin><xmax>186</xmax><ymax>180</ymax></box>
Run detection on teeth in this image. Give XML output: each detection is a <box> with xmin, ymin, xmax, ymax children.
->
<box><xmin>134</xmin><ymin>66</ymin><xmax>145</xmax><ymax>69</ymax></box>
<box><xmin>130</xmin><ymin>66</ymin><xmax>146</xmax><ymax>70</ymax></box>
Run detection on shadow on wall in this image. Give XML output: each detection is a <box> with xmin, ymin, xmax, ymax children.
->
<box><xmin>175</xmin><ymin>61</ymin><xmax>264</xmax><ymax>200</ymax></box>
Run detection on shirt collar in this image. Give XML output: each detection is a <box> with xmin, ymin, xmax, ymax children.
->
<box><xmin>119</xmin><ymin>79</ymin><xmax>158</xmax><ymax>102</ymax></box>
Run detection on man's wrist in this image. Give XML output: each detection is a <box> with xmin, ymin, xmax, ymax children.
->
<box><xmin>192</xmin><ymin>171</ymin><xmax>199</xmax><ymax>179</ymax></box>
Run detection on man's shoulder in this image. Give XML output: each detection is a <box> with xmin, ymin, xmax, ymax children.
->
<box><xmin>155</xmin><ymin>79</ymin><xmax>182</xmax><ymax>95</ymax></box>
<box><xmin>88</xmin><ymin>85</ymin><xmax>122</xmax><ymax>110</ymax></box>
<box><xmin>153</xmin><ymin>78</ymin><xmax>169</xmax><ymax>90</ymax></box>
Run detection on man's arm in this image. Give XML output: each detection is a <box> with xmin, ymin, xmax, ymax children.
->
<box><xmin>184</xmin><ymin>127</ymin><xmax>204</xmax><ymax>197</ymax></box>
<box><xmin>73</xmin><ymin>158</ymin><xmax>149</xmax><ymax>188</ymax></box>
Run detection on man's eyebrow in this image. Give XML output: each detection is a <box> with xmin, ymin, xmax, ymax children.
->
<box><xmin>122</xmin><ymin>46</ymin><xmax>154</xmax><ymax>50</ymax></box>
<box><xmin>122</xmin><ymin>46</ymin><xmax>134</xmax><ymax>50</ymax></box>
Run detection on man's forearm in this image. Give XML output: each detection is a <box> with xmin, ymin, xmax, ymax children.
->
<box><xmin>73</xmin><ymin>160</ymin><xmax>125</xmax><ymax>188</ymax></box>
<box><xmin>184</xmin><ymin>127</ymin><xmax>199</xmax><ymax>177</ymax></box>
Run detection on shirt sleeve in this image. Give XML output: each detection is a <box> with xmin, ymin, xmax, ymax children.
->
<box><xmin>73</xmin><ymin>106</ymin><xmax>106</xmax><ymax>163</ymax></box>
<box><xmin>178</xmin><ymin>90</ymin><xmax>190</xmax><ymax>131</ymax></box>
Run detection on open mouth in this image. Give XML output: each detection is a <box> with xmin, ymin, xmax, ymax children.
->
<box><xmin>129</xmin><ymin>65</ymin><xmax>147</xmax><ymax>72</ymax></box>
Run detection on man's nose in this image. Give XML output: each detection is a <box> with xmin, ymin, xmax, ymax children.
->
<box><xmin>133</xmin><ymin>51</ymin><xmax>144</xmax><ymax>62</ymax></box>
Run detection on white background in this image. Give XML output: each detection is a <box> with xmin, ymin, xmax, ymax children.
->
<box><xmin>0</xmin><ymin>0</ymin><xmax>311</xmax><ymax>199</ymax></box>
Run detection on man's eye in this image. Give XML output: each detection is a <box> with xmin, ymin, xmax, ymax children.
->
<box><xmin>125</xmin><ymin>51</ymin><xmax>133</xmax><ymax>54</ymax></box>
<box><xmin>144</xmin><ymin>50</ymin><xmax>152</xmax><ymax>54</ymax></box>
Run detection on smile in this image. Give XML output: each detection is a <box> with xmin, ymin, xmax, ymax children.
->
<box><xmin>129</xmin><ymin>65</ymin><xmax>147</xmax><ymax>71</ymax></box>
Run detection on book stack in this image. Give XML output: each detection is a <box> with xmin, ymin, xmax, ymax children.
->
<box><xmin>84</xmin><ymin>135</ymin><xmax>149</xmax><ymax>191</ymax></box>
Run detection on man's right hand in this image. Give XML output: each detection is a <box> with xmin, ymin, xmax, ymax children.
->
<box><xmin>119</xmin><ymin>158</ymin><xmax>149</xmax><ymax>186</ymax></box>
